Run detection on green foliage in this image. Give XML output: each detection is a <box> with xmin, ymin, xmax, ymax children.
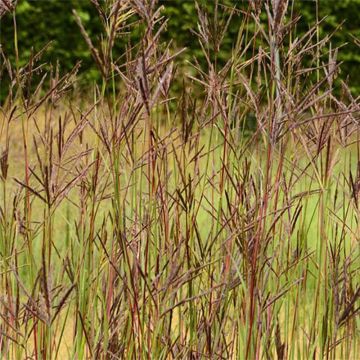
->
<box><xmin>294</xmin><ymin>0</ymin><xmax>360</xmax><ymax>94</ymax></box>
<box><xmin>0</xmin><ymin>0</ymin><xmax>100</xmax><ymax>100</ymax></box>
<box><xmin>0</xmin><ymin>0</ymin><xmax>359</xmax><ymax>100</ymax></box>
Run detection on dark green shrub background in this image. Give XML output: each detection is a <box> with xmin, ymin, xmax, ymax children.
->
<box><xmin>1</xmin><ymin>0</ymin><xmax>359</xmax><ymax>100</ymax></box>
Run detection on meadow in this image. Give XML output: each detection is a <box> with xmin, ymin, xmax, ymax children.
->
<box><xmin>0</xmin><ymin>0</ymin><xmax>360</xmax><ymax>359</ymax></box>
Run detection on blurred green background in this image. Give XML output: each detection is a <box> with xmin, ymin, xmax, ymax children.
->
<box><xmin>1</xmin><ymin>0</ymin><xmax>360</xmax><ymax>101</ymax></box>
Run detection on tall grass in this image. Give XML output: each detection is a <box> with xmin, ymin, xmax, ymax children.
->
<box><xmin>0</xmin><ymin>0</ymin><xmax>360</xmax><ymax>358</ymax></box>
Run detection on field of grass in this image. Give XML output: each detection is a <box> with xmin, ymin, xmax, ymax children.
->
<box><xmin>1</xmin><ymin>0</ymin><xmax>360</xmax><ymax>359</ymax></box>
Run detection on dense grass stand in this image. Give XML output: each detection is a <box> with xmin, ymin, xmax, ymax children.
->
<box><xmin>0</xmin><ymin>0</ymin><xmax>359</xmax><ymax>358</ymax></box>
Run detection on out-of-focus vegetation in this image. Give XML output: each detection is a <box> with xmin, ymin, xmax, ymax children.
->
<box><xmin>1</xmin><ymin>0</ymin><xmax>360</xmax><ymax>101</ymax></box>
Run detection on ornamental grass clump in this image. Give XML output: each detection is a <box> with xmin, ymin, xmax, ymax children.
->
<box><xmin>0</xmin><ymin>0</ymin><xmax>359</xmax><ymax>358</ymax></box>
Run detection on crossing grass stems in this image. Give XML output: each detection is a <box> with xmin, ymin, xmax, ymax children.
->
<box><xmin>0</xmin><ymin>0</ymin><xmax>360</xmax><ymax>358</ymax></box>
